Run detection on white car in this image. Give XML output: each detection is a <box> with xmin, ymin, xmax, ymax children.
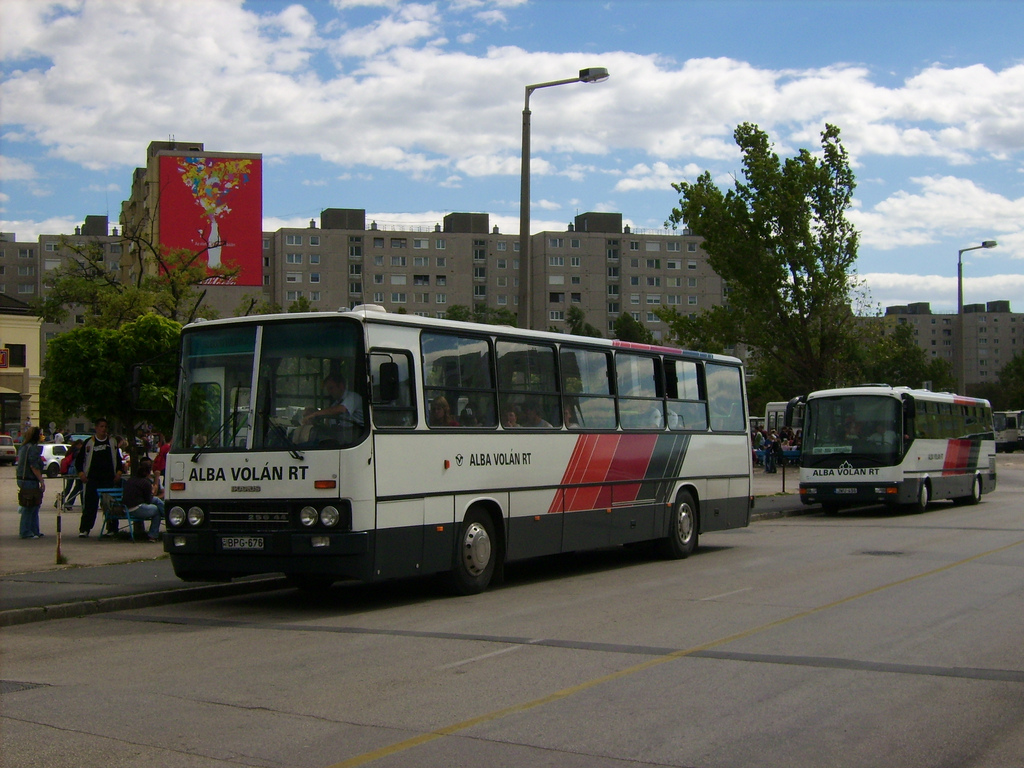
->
<box><xmin>0</xmin><ymin>435</ymin><xmax>16</xmax><ymax>465</ymax></box>
<box><xmin>39</xmin><ymin>443</ymin><xmax>71</xmax><ymax>477</ymax></box>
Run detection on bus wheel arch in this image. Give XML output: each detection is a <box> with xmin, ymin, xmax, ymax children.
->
<box><xmin>956</xmin><ymin>474</ymin><xmax>982</xmax><ymax>506</ymax></box>
<box><xmin>908</xmin><ymin>479</ymin><xmax>930</xmax><ymax>513</ymax></box>
<box><xmin>658</xmin><ymin>487</ymin><xmax>699</xmax><ymax>559</ymax></box>
<box><xmin>447</xmin><ymin>502</ymin><xmax>504</xmax><ymax>595</ymax></box>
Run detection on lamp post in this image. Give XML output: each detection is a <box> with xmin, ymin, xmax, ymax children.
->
<box><xmin>518</xmin><ymin>67</ymin><xmax>609</xmax><ymax>329</ymax></box>
<box><xmin>957</xmin><ymin>240</ymin><xmax>997</xmax><ymax>393</ymax></box>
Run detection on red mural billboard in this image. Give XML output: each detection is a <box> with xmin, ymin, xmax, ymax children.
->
<box><xmin>158</xmin><ymin>154</ymin><xmax>262</xmax><ymax>286</ymax></box>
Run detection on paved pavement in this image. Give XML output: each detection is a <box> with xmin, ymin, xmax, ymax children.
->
<box><xmin>0</xmin><ymin>461</ymin><xmax>811</xmax><ymax>627</ymax></box>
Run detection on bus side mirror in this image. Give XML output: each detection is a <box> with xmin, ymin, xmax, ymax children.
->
<box><xmin>378</xmin><ymin>362</ymin><xmax>400</xmax><ymax>403</ymax></box>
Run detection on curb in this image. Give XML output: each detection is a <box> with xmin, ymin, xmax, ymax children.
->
<box><xmin>0</xmin><ymin>574</ymin><xmax>288</xmax><ymax>628</ymax></box>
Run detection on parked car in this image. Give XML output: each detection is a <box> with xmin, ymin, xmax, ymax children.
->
<box><xmin>39</xmin><ymin>443</ymin><xmax>71</xmax><ymax>477</ymax></box>
<box><xmin>0</xmin><ymin>435</ymin><xmax>16</xmax><ymax>465</ymax></box>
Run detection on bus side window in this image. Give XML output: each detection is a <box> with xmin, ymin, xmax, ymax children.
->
<box><xmin>705</xmin><ymin>363</ymin><xmax>745</xmax><ymax>432</ymax></box>
<box><xmin>560</xmin><ymin>346</ymin><xmax>614</xmax><ymax>430</ymax></box>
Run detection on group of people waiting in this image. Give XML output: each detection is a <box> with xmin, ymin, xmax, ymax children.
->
<box><xmin>752</xmin><ymin>426</ymin><xmax>802</xmax><ymax>473</ymax></box>
<box><xmin>16</xmin><ymin>418</ymin><xmax>170</xmax><ymax>543</ymax></box>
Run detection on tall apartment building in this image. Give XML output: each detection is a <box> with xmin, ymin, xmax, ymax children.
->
<box><xmin>886</xmin><ymin>300</ymin><xmax>1024</xmax><ymax>385</ymax></box>
<box><xmin>265</xmin><ymin>208</ymin><xmax>721</xmax><ymax>341</ymax></box>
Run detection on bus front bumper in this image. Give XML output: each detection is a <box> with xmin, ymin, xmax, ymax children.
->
<box><xmin>799</xmin><ymin>482</ymin><xmax>907</xmax><ymax>507</ymax></box>
<box><xmin>164</xmin><ymin>530</ymin><xmax>371</xmax><ymax>581</ymax></box>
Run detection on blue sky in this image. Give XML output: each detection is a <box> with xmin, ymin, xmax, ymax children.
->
<box><xmin>2</xmin><ymin>0</ymin><xmax>1022</xmax><ymax>314</ymax></box>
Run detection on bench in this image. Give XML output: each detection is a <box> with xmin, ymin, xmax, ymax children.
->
<box><xmin>98</xmin><ymin>487</ymin><xmax>143</xmax><ymax>541</ymax></box>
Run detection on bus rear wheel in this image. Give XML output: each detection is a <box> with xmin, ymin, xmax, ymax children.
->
<box><xmin>447</xmin><ymin>509</ymin><xmax>498</xmax><ymax>595</ymax></box>
<box><xmin>658</xmin><ymin>491</ymin><xmax>698</xmax><ymax>559</ymax></box>
<box><xmin>956</xmin><ymin>474</ymin><xmax>982</xmax><ymax>506</ymax></box>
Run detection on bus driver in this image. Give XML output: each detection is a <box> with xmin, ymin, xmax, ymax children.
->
<box><xmin>303</xmin><ymin>374</ymin><xmax>364</xmax><ymax>427</ymax></box>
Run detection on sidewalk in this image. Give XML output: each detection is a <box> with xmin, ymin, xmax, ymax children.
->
<box><xmin>0</xmin><ymin>463</ymin><xmax>811</xmax><ymax>627</ymax></box>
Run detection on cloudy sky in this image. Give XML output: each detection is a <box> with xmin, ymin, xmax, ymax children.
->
<box><xmin>2</xmin><ymin>0</ymin><xmax>1022</xmax><ymax>314</ymax></box>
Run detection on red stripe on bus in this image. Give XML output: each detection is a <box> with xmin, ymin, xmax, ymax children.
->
<box><xmin>942</xmin><ymin>439</ymin><xmax>971</xmax><ymax>475</ymax></box>
<box><xmin>551</xmin><ymin>434</ymin><xmax>662</xmax><ymax>514</ymax></box>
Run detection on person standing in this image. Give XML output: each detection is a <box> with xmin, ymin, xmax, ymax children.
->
<box><xmin>75</xmin><ymin>418</ymin><xmax>124</xmax><ymax>538</ymax></box>
<box><xmin>17</xmin><ymin>426</ymin><xmax>45</xmax><ymax>539</ymax></box>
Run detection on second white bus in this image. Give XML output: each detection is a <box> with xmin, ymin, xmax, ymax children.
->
<box><xmin>797</xmin><ymin>385</ymin><xmax>996</xmax><ymax>512</ymax></box>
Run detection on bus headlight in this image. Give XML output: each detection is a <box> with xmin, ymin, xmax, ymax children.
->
<box><xmin>299</xmin><ymin>506</ymin><xmax>319</xmax><ymax>527</ymax></box>
<box><xmin>167</xmin><ymin>506</ymin><xmax>186</xmax><ymax>527</ymax></box>
<box><xmin>187</xmin><ymin>506</ymin><xmax>205</xmax><ymax>526</ymax></box>
<box><xmin>320</xmin><ymin>506</ymin><xmax>341</xmax><ymax>527</ymax></box>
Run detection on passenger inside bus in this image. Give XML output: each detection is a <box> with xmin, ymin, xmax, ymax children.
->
<box><xmin>429</xmin><ymin>397</ymin><xmax>459</xmax><ymax>427</ymax></box>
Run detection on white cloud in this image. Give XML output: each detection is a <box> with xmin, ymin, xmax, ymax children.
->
<box><xmin>862</xmin><ymin>272</ymin><xmax>1024</xmax><ymax>314</ymax></box>
<box><xmin>0</xmin><ymin>156</ymin><xmax>37</xmax><ymax>181</ymax></box>
<box><xmin>850</xmin><ymin>176</ymin><xmax>1024</xmax><ymax>255</ymax></box>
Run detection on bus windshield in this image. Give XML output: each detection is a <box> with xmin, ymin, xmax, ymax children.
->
<box><xmin>802</xmin><ymin>394</ymin><xmax>904</xmax><ymax>467</ymax></box>
<box><xmin>174</xmin><ymin>318</ymin><xmax>367</xmax><ymax>453</ymax></box>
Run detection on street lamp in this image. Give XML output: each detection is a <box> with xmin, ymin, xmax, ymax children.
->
<box><xmin>518</xmin><ymin>67</ymin><xmax>609</xmax><ymax>329</ymax></box>
<box><xmin>957</xmin><ymin>240</ymin><xmax>997</xmax><ymax>393</ymax></box>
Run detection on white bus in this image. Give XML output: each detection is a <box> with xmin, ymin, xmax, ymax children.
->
<box><xmin>163</xmin><ymin>307</ymin><xmax>753</xmax><ymax>593</ymax></box>
<box><xmin>797</xmin><ymin>385</ymin><xmax>996</xmax><ymax>513</ymax></box>
<box><xmin>764</xmin><ymin>398</ymin><xmax>804</xmax><ymax>433</ymax></box>
<box><xmin>992</xmin><ymin>410</ymin><xmax>1023</xmax><ymax>453</ymax></box>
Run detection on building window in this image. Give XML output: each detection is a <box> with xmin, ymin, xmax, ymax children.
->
<box><xmin>497</xmin><ymin>241</ymin><xmax>507</xmax><ymax>251</ymax></box>
<box><xmin>607</xmin><ymin>267</ymin><xmax>619</xmax><ymax>278</ymax></box>
<box><xmin>687</xmin><ymin>260</ymin><xmax>697</xmax><ymax>270</ymax></box>
<box><xmin>549</xmin><ymin>310</ymin><xmax>565</xmax><ymax>321</ymax></box>
<box><xmin>286</xmin><ymin>272</ymin><xmax>301</xmax><ymax>283</ymax></box>
<box><xmin>645</xmin><ymin>243</ymin><xmax>660</xmax><ymax>252</ymax></box>
<box><xmin>497</xmin><ymin>258</ymin><xmax>507</xmax><ymax>269</ymax></box>
<box><xmin>436</xmin><ymin>275</ymin><xmax>447</xmax><ymax>286</ymax></box>
<box><xmin>373</xmin><ymin>237</ymin><xmax>385</xmax><ymax>248</ymax></box>
<box><xmin>310</xmin><ymin>291</ymin><xmax>321</xmax><ymax>301</ymax></box>
<box><xmin>549</xmin><ymin>238</ymin><xmax>564</xmax><ymax>248</ymax></box>
<box><xmin>549</xmin><ymin>256</ymin><xmax>564</xmax><ymax>266</ymax></box>
<box><xmin>286</xmin><ymin>253</ymin><xmax>302</xmax><ymax>264</ymax></box>
<box><xmin>413</xmin><ymin>239</ymin><xmax>429</xmax><ymax>249</ymax></box>
<box><xmin>549</xmin><ymin>275</ymin><xmax>565</xmax><ymax>285</ymax></box>
<box><xmin>285</xmin><ymin>235</ymin><xmax>302</xmax><ymax>246</ymax></box>
<box><xmin>549</xmin><ymin>292</ymin><xmax>564</xmax><ymax>303</ymax></box>
<box><xmin>630</xmin><ymin>241</ymin><xmax>640</xmax><ymax>251</ymax></box>
<box><xmin>473</xmin><ymin>240</ymin><xmax>486</xmax><ymax>261</ymax></box>
<box><xmin>571</xmin><ymin>293</ymin><xmax>582</xmax><ymax>303</ymax></box>
<box><xmin>436</xmin><ymin>239</ymin><xmax>446</xmax><ymax>250</ymax></box>
<box><xmin>667</xmin><ymin>242</ymin><xmax>680</xmax><ymax>252</ymax></box>
<box><xmin>390</xmin><ymin>238</ymin><xmax>407</xmax><ymax>248</ymax></box>
<box><xmin>667</xmin><ymin>260</ymin><xmax>680</xmax><ymax>269</ymax></box>
<box><xmin>286</xmin><ymin>290</ymin><xmax>303</xmax><ymax>301</ymax></box>
<box><xmin>473</xmin><ymin>285</ymin><xmax>487</xmax><ymax>298</ymax></box>
<box><xmin>373</xmin><ymin>292</ymin><xmax>385</xmax><ymax>303</ymax></box>
<box><xmin>391</xmin><ymin>256</ymin><xmax>407</xmax><ymax>267</ymax></box>
<box><xmin>688</xmin><ymin>242</ymin><xmax>697</xmax><ymax>252</ymax></box>
<box><xmin>309</xmin><ymin>236</ymin><xmax>320</xmax><ymax>246</ymax></box>
<box><xmin>349</xmin><ymin>264</ymin><xmax>362</xmax><ymax>276</ymax></box>
<box><xmin>350</xmin><ymin>282</ymin><xmax>362</xmax><ymax>294</ymax></box>
<box><xmin>646</xmin><ymin>259</ymin><xmax>660</xmax><ymax>268</ymax></box>
<box><xmin>414</xmin><ymin>275</ymin><xmax>430</xmax><ymax>286</ymax></box>
<box><xmin>473</xmin><ymin>266</ymin><xmax>486</xmax><ymax>279</ymax></box>
<box><xmin>309</xmin><ymin>273</ymin><xmax>320</xmax><ymax>284</ymax></box>
<box><xmin>391</xmin><ymin>292</ymin><xmax>407</xmax><ymax>303</ymax></box>
<box><xmin>436</xmin><ymin>257</ymin><xmax>446</xmax><ymax>267</ymax></box>
<box><xmin>5</xmin><ymin>344</ymin><xmax>27</xmax><ymax>367</ymax></box>
<box><xmin>373</xmin><ymin>274</ymin><xmax>384</xmax><ymax>284</ymax></box>
<box><xmin>608</xmin><ymin>302</ymin><xmax>620</xmax><ymax>314</ymax></box>
<box><xmin>688</xmin><ymin>295</ymin><xmax>698</xmax><ymax>305</ymax></box>
<box><xmin>309</xmin><ymin>254</ymin><xmax>320</xmax><ymax>265</ymax></box>
<box><xmin>647</xmin><ymin>276</ymin><xmax>661</xmax><ymax>287</ymax></box>
<box><xmin>391</xmin><ymin>274</ymin><xmax>407</xmax><ymax>285</ymax></box>
<box><xmin>436</xmin><ymin>293</ymin><xmax>447</xmax><ymax>304</ymax></box>
<box><xmin>414</xmin><ymin>256</ymin><xmax>429</xmax><ymax>266</ymax></box>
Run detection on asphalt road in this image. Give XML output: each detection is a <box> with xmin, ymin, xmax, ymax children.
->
<box><xmin>3</xmin><ymin>455</ymin><xmax>1024</xmax><ymax>768</ymax></box>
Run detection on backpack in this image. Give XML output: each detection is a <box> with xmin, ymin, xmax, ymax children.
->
<box><xmin>60</xmin><ymin>449</ymin><xmax>76</xmax><ymax>475</ymax></box>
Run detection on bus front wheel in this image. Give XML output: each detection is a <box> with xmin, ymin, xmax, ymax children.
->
<box><xmin>447</xmin><ymin>509</ymin><xmax>498</xmax><ymax>595</ymax></box>
<box><xmin>658</xmin><ymin>491</ymin><xmax>698</xmax><ymax>559</ymax></box>
<box><xmin>908</xmin><ymin>482</ymin><xmax>929</xmax><ymax>513</ymax></box>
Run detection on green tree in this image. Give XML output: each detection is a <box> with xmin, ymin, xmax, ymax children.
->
<box><xmin>444</xmin><ymin>304</ymin><xmax>518</xmax><ymax>326</ymax></box>
<box><xmin>34</xmin><ymin>229</ymin><xmax>237</xmax><ymax>329</ymax></box>
<box><xmin>661</xmin><ymin>123</ymin><xmax>861</xmax><ymax>395</ymax></box>
<box><xmin>566</xmin><ymin>306</ymin><xmax>603</xmax><ymax>337</ymax></box>
<box><xmin>234</xmin><ymin>293</ymin><xmax>283</xmax><ymax>316</ymax></box>
<box><xmin>855</xmin><ymin>322</ymin><xmax>955</xmax><ymax>391</ymax></box>
<box><xmin>41</xmin><ymin>314</ymin><xmax>181</xmax><ymax>461</ymax></box>
<box><xmin>997</xmin><ymin>353</ymin><xmax>1024</xmax><ymax>407</ymax></box>
<box><xmin>613</xmin><ymin>312</ymin><xmax>655</xmax><ymax>344</ymax></box>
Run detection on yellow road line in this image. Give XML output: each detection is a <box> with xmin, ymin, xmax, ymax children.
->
<box><xmin>326</xmin><ymin>536</ymin><xmax>1024</xmax><ymax>768</ymax></box>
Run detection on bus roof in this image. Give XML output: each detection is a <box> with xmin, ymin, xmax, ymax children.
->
<box><xmin>805</xmin><ymin>384</ymin><xmax>990</xmax><ymax>407</ymax></box>
<box><xmin>184</xmin><ymin>305</ymin><xmax>743</xmax><ymax>365</ymax></box>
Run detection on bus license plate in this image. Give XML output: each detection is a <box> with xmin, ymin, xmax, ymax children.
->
<box><xmin>835</xmin><ymin>488</ymin><xmax>857</xmax><ymax>494</ymax></box>
<box><xmin>222</xmin><ymin>536</ymin><xmax>264</xmax><ymax>550</ymax></box>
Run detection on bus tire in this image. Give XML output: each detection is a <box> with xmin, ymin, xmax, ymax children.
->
<box><xmin>447</xmin><ymin>508</ymin><xmax>497</xmax><ymax>595</ymax></box>
<box><xmin>956</xmin><ymin>474</ymin><xmax>982</xmax><ymax>506</ymax></box>
<box><xmin>658</xmin><ymin>491</ymin><xmax>698</xmax><ymax>559</ymax></box>
<box><xmin>908</xmin><ymin>481</ymin><xmax>929</xmax><ymax>513</ymax></box>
